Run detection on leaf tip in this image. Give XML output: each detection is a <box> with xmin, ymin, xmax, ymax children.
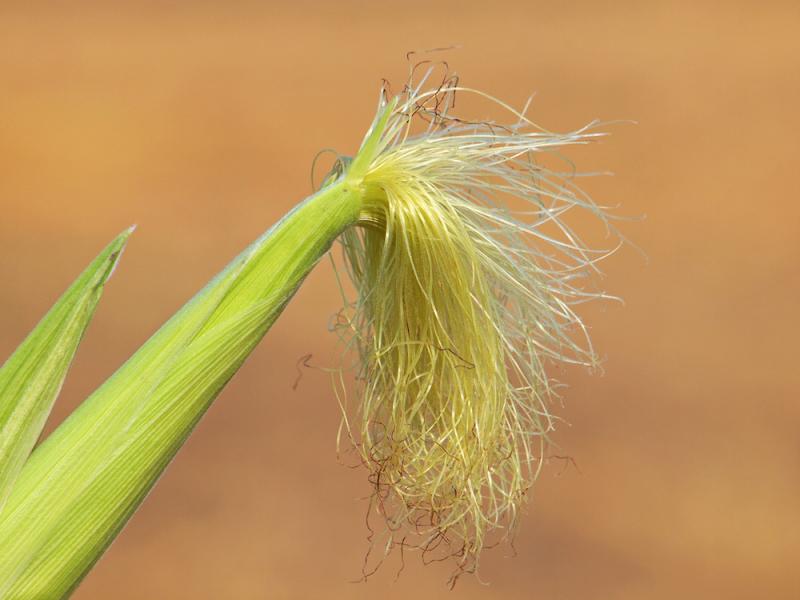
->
<box><xmin>102</xmin><ymin>225</ymin><xmax>136</xmax><ymax>284</ymax></box>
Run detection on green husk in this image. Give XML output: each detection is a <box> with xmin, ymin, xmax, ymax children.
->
<box><xmin>0</xmin><ymin>228</ymin><xmax>132</xmax><ymax>512</ymax></box>
<box><xmin>0</xmin><ymin>181</ymin><xmax>362</xmax><ymax>599</ymax></box>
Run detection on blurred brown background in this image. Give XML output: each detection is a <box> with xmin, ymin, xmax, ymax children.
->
<box><xmin>1</xmin><ymin>1</ymin><xmax>798</xmax><ymax>598</ymax></box>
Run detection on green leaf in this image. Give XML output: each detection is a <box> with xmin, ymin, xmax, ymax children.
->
<box><xmin>0</xmin><ymin>227</ymin><xmax>134</xmax><ymax>512</ymax></box>
<box><xmin>0</xmin><ymin>181</ymin><xmax>362</xmax><ymax>599</ymax></box>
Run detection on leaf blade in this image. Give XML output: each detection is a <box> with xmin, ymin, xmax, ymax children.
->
<box><xmin>0</xmin><ymin>227</ymin><xmax>134</xmax><ymax>511</ymax></box>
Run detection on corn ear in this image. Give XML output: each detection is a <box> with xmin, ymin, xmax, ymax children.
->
<box><xmin>0</xmin><ymin>228</ymin><xmax>133</xmax><ymax>512</ymax></box>
<box><xmin>0</xmin><ymin>69</ymin><xmax>617</xmax><ymax>593</ymax></box>
<box><xmin>0</xmin><ymin>178</ymin><xmax>366</xmax><ymax>599</ymax></box>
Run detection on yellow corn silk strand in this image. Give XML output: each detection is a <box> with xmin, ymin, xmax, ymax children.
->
<box><xmin>334</xmin><ymin>75</ymin><xmax>616</xmax><ymax>579</ymax></box>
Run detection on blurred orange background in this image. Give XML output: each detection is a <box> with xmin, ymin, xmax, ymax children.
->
<box><xmin>1</xmin><ymin>1</ymin><xmax>798</xmax><ymax>598</ymax></box>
